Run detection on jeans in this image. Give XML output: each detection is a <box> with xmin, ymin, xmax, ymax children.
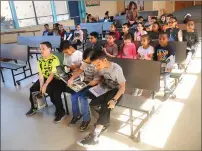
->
<box><xmin>71</xmin><ymin>87</ymin><xmax>91</xmax><ymax>121</ymax></box>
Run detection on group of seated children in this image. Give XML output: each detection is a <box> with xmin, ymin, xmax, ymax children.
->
<box><xmin>42</xmin><ymin>24</ymin><xmax>84</xmax><ymax>47</ymax></box>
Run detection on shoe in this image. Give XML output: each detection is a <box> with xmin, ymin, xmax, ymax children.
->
<box><xmin>163</xmin><ymin>92</ymin><xmax>170</xmax><ymax>101</ymax></box>
<box><xmin>94</xmin><ymin>123</ymin><xmax>109</xmax><ymax>133</ymax></box>
<box><xmin>77</xmin><ymin>132</ymin><xmax>99</xmax><ymax>147</ymax></box>
<box><xmin>68</xmin><ymin>115</ymin><xmax>82</xmax><ymax>126</ymax></box>
<box><xmin>54</xmin><ymin>111</ymin><xmax>59</xmax><ymax>117</ymax></box>
<box><xmin>79</xmin><ymin>121</ymin><xmax>91</xmax><ymax>132</ymax></box>
<box><xmin>26</xmin><ymin>108</ymin><xmax>37</xmax><ymax>116</ymax></box>
<box><xmin>53</xmin><ymin>112</ymin><xmax>66</xmax><ymax>123</ymax></box>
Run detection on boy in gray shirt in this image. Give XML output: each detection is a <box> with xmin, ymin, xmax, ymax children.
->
<box><xmin>77</xmin><ymin>50</ymin><xmax>126</xmax><ymax>147</ymax></box>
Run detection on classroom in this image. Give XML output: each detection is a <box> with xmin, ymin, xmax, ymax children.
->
<box><xmin>1</xmin><ymin>0</ymin><xmax>201</xmax><ymax>150</ymax></box>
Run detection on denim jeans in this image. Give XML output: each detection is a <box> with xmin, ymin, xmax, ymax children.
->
<box><xmin>71</xmin><ymin>87</ymin><xmax>91</xmax><ymax>121</ymax></box>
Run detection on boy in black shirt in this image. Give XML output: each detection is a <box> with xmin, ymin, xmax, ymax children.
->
<box><xmin>119</xmin><ymin>23</ymin><xmax>134</xmax><ymax>41</ymax></box>
<box><xmin>154</xmin><ymin>32</ymin><xmax>175</xmax><ymax>96</ymax></box>
<box><xmin>86</xmin><ymin>32</ymin><xmax>103</xmax><ymax>51</ymax></box>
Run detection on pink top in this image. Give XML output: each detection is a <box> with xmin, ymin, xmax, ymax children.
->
<box><xmin>118</xmin><ymin>43</ymin><xmax>137</xmax><ymax>59</ymax></box>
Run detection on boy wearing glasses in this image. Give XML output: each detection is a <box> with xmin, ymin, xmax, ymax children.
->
<box><xmin>166</xmin><ymin>17</ymin><xmax>182</xmax><ymax>41</ymax></box>
<box><xmin>67</xmin><ymin>48</ymin><xmax>101</xmax><ymax>131</ymax></box>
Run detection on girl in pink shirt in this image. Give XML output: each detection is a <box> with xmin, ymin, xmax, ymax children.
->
<box><xmin>118</xmin><ymin>33</ymin><xmax>137</xmax><ymax>59</ymax></box>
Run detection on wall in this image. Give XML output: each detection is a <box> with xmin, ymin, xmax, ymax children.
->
<box><xmin>85</xmin><ymin>0</ymin><xmax>117</xmax><ymax>18</ymax></box>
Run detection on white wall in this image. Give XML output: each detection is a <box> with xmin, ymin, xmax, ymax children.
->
<box><xmin>85</xmin><ymin>0</ymin><xmax>117</xmax><ymax>19</ymax></box>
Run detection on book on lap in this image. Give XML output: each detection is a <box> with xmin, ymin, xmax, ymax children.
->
<box><xmin>89</xmin><ymin>84</ymin><xmax>111</xmax><ymax>97</ymax></box>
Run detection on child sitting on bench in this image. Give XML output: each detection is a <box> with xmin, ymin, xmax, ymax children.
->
<box><xmin>119</xmin><ymin>33</ymin><xmax>137</xmax><ymax>59</ymax></box>
<box><xmin>103</xmin><ymin>32</ymin><xmax>118</xmax><ymax>58</ymax></box>
<box><xmin>136</xmin><ymin>34</ymin><xmax>154</xmax><ymax>96</ymax></box>
<box><xmin>86</xmin><ymin>32</ymin><xmax>103</xmax><ymax>51</ymax></box>
<box><xmin>109</xmin><ymin>24</ymin><xmax>120</xmax><ymax>41</ymax></box>
<box><xmin>154</xmin><ymin>32</ymin><xmax>176</xmax><ymax>98</ymax></box>
<box><xmin>73</xmin><ymin>24</ymin><xmax>84</xmax><ymax>47</ymax></box>
<box><xmin>67</xmin><ymin>48</ymin><xmax>101</xmax><ymax>131</ymax></box>
<box><xmin>26</xmin><ymin>42</ymin><xmax>67</xmax><ymax>123</ymax></box>
<box><xmin>77</xmin><ymin>50</ymin><xmax>126</xmax><ymax>147</ymax></box>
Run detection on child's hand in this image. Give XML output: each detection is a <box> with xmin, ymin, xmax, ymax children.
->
<box><xmin>165</xmin><ymin>68</ymin><xmax>172</xmax><ymax>72</ymax></box>
<box><xmin>68</xmin><ymin>78</ymin><xmax>74</xmax><ymax>88</ymax></box>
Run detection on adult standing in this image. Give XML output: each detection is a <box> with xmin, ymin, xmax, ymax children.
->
<box><xmin>126</xmin><ymin>1</ymin><xmax>138</xmax><ymax>24</ymax></box>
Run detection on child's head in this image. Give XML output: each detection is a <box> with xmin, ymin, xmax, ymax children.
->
<box><xmin>151</xmin><ymin>17</ymin><xmax>157</xmax><ymax>24</ymax></box>
<box><xmin>186</xmin><ymin>20</ymin><xmax>195</xmax><ymax>32</ymax></box>
<box><xmin>66</xmin><ymin>27</ymin><xmax>71</xmax><ymax>32</ymax></box>
<box><xmin>44</xmin><ymin>24</ymin><xmax>49</xmax><ymax>30</ymax></box>
<box><xmin>89</xmin><ymin>32</ymin><xmax>99</xmax><ymax>44</ymax></box>
<box><xmin>83</xmin><ymin>48</ymin><xmax>94</xmax><ymax>64</ymax></box>
<box><xmin>138</xmin><ymin>16</ymin><xmax>144</xmax><ymax>23</ymax></box>
<box><xmin>184</xmin><ymin>13</ymin><xmax>191</xmax><ymax>23</ymax></box>
<box><xmin>110</xmin><ymin>24</ymin><xmax>116</xmax><ymax>32</ymax></box>
<box><xmin>160</xmin><ymin>15</ymin><xmax>166</xmax><ymax>22</ymax></box>
<box><xmin>59</xmin><ymin>24</ymin><xmax>64</xmax><ymax>31</ymax></box>
<box><xmin>129</xmin><ymin>1</ymin><xmax>137</xmax><ymax>10</ymax></box>
<box><xmin>105</xmin><ymin>11</ymin><xmax>109</xmax><ymax>18</ymax></box>
<box><xmin>168</xmin><ymin>17</ymin><xmax>177</xmax><ymax>28</ymax></box>
<box><xmin>141</xmin><ymin>34</ymin><xmax>151</xmax><ymax>47</ymax></box>
<box><xmin>122</xmin><ymin>23</ymin><xmax>130</xmax><ymax>33</ymax></box>
<box><xmin>76</xmin><ymin>24</ymin><xmax>81</xmax><ymax>31</ymax></box>
<box><xmin>159</xmin><ymin>32</ymin><xmax>169</xmax><ymax>47</ymax></box>
<box><xmin>152</xmin><ymin>22</ymin><xmax>160</xmax><ymax>32</ymax></box>
<box><xmin>166</xmin><ymin>14</ymin><xmax>174</xmax><ymax>23</ymax></box>
<box><xmin>53</xmin><ymin>23</ymin><xmax>59</xmax><ymax>30</ymax></box>
<box><xmin>40</xmin><ymin>41</ymin><xmax>52</xmax><ymax>58</ymax></box>
<box><xmin>123</xmin><ymin>33</ymin><xmax>132</xmax><ymax>45</ymax></box>
<box><xmin>60</xmin><ymin>40</ymin><xmax>76</xmax><ymax>56</ymax></box>
<box><xmin>107</xmin><ymin>32</ymin><xmax>116</xmax><ymax>44</ymax></box>
<box><xmin>137</xmin><ymin>22</ymin><xmax>144</xmax><ymax>32</ymax></box>
<box><xmin>90</xmin><ymin>50</ymin><xmax>108</xmax><ymax>70</ymax></box>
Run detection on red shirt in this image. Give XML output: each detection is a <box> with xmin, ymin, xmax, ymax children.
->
<box><xmin>112</xmin><ymin>31</ymin><xmax>120</xmax><ymax>41</ymax></box>
<box><xmin>118</xmin><ymin>43</ymin><xmax>137</xmax><ymax>59</ymax></box>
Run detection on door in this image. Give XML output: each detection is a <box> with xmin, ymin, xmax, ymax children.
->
<box><xmin>68</xmin><ymin>1</ymin><xmax>80</xmax><ymax>25</ymax></box>
<box><xmin>175</xmin><ymin>1</ymin><xmax>194</xmax><ymax>11</ymax></box>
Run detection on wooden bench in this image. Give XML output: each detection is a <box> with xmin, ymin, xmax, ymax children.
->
<box><xmin>0</xmin><ymin>44</ymin><xmax>34</xmax><ymax>86</ymax></box>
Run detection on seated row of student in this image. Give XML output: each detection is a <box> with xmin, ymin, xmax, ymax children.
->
<box><xmin>86</xmin><ymin>13</ymin><xmax>99</xmax><ymax>23</ymax></box>
<box><xmin>26</xmin><ymin>42</ymin><xmax>67</xmax><ymax>123</ymax></box>
<box><xmin>75</xmin><ymin>50</ymin><xmax>126</xmax><ymax>147</ymax></box>
<box><xmin>119</xmin><ymin>23</ymin><xmax>134</xmax><ymax>41</ymax></box>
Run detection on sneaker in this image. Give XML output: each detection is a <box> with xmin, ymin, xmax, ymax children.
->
<box><xmin>77</xmin><ymin>132</ymin><xmax>99</xmax><ymax>147</ymax></box>
<box><xmin>26</xmin><ymin>108</ymin><xmax>37</xmax><ymax>116</ymax></box>
<box><xmin>54</xmin><ymin>111</ymin><xmax>59</xmax><ymax>117</ymax></box>
<box><xmin>79</xmin><ymin>121</ymin><xmax>91</xmax><ymax>132</ymax></box>
<box><xmin>94</xmin><ymin>123</ymin><xmax>109</xmax><ymax>133</ymax></box>
<box><xmin>53</xmin><ymin>112</ymin><xmax>66</xmax><ymax>123</ymax></box>
<box><xmin>68</xmin><ymin>115</ymin><xmax>82</xmax><ymax>126</ymax></box>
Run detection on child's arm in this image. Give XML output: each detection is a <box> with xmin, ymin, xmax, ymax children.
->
<box><xmin>178</xmin><ymin>30</ymin><xmax>183</xmax><ymax>41</ymax></box>
<box><xmin>103</xmin><ymin>48</ymin><xmax>116</xmax><ymax>58</ymax></box>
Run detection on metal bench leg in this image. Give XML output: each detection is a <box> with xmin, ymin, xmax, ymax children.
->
<box><xmin>11</xmin><ymin>70</ymin><xmax>16</xmax><ymax>86</ymax></box>
<box><xmin>63</xmin><ymin>93</ymin><xmax>69</xmax><ymax>115</ymax></box>
<box><xmin>0</xmin><ymin>69</ymin><xmax>5</xmax><ymax>83</ymax></box>
<box><xmin>27</xmin><ymin>60</ymin><xmax>33</xmax><ymax>75</ymax></box>
<box><xmin>129</xmin><ymin>109</ymin><xmax>134</xmax><ymax>139</ymax></box>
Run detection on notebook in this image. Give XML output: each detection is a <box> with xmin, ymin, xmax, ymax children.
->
<box><xmin>89</xmin><ymin>84</ymin><xmax>111</xmax><ymax>97</ymax></box>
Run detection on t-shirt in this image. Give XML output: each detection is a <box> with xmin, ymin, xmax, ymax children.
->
<box><xmin>63</xmin><ymin>50</ymin><xmax>83</xmax><ymax>67</ymax></box>
<box><xmin>119</xmin><ymin>43</ymin><xmax>137</xmax><ymax>59</ymax></box>
<box><xmin>80</xmin><ymin>62</ymin><xmax>100</xmax><ymax>82</ymax></box>
<box><xmin>148</xmin><ymin>31</ymin><xmax>159</xmax><ymax>40</ymax></box>
<box><xmin>166</xmin><ymin>28</ymin><xmax>182</xmax><ymax>41</ymax></box>
<box><xmin>74</xmin><ymin>30</ymin><xmax>84</xmax><ymax>42</ymax></box>
<box><xmin>154</xmin><ymin>43</ymin><xmax>175</xmax><ymax>72</ymax></box>
<box><xmin>119</xmin><ymin>32</ymin><xmax>134</xmax><ymax>41</ymax></box>
<box><xmin>86</xmin><ymin>41</ymin><xmax>103</xmax><ymax>51</ymax></box>
<box><xmin>114</xmin><ymin>31</ymin><xmax>120</xmax><ymax>41</ymax></box>
<box><xmin>104</xmin><ymin>43</ymin><xmax>118</xmax><ymax>56</ymax></box>
<box><xmin>134</xmin><ymin>30</ymin><xmax>147</xmax><ymax>41</ymax></box>
<box><xmin>100</xmin><ymin>62</ymin><xmax>126</xmax><ymax>89</ymax></box>
<box><xmin>37</xmin><ymin>54</ymin><xmax>60</xmax><ymax>79</ymax></box>
<box><xmin>182</xmin><ymin>30</ymin><xmax>199</xmax><ymax>49</ymax></box>
<box><xmin>138</xmin><ymin>45</ymin><xmax>154</xmax><ymax>60</ymax></box>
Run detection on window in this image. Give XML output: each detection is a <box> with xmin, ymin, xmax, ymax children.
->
<box><xmin>18</xmin><ymin>18</ymin><xmax>36</xmax><ymax>27</ymax></box>
<box><xmin>54</xmin><ymin>1</ymin><xmax>69</xmax><ymax>15</ymax></box>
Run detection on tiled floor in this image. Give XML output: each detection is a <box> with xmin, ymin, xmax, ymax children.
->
<box><xmin>1</xmin><ymin>43</ymin><xmax>201</xmax><ymax>150</ymax></box>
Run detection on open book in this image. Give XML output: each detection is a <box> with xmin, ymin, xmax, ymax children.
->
<box><xmin>89</xmin><ymin>84</ymin><xmax>111</xmax><ymax>97</ymax></box>
<box><xmin>56</xmin><ymin>66</ymin><xmax>89</xmax><ymax>92</ymax></box>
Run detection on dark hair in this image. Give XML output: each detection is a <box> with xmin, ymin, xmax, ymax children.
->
<box><xmin>105</xmin><ymin>11</ymin><xmax>109</xmax><ymax>16</ymax></box>
<box><xmin>159</xmin><ymin>32</ymin><xmax>169</xmax><ymax>38</ymax></box>
<box><xmin>83</xmin><ymin>48</ymin><xmax>94</xmax><ymax>60</ymax></box>
<box><xmin>107</xmin><ymin>32</ymin><xmax>116</xmax><ymax>39</ymax></box>
<box><xmin>76</xmin><ymin>24</ymin><xmax>80</xmax><ymax>27</ymax></box>
<box><xmin>40</xmin><ymin>41</ymin><xmax>52</xmax><ymax>49</ymax></box>
<box><xmin>138</xmin><ymin>16</ymin><xmax>143</xmax><ymax>20</ymax></box>
<box><xmin>111</xmin><ymin>23</ymin><xmax>116</xmax><ymax>28</ymax></box>
<box><xmin>44</xmin><ymin>24</ymin><xmax>49</xmax><ymax>27</ymax></box>
<box><xmin>122</xmin><ymin>23</ymin><xmax>130</xmax><ymax>28</ymax></box>
<box><xmin>128</xmin><ymin>1</ymin><xmax>137</xmax><ymax>10</ymax></box>
<box><xmin>151</xmin><ymin>17</ymin><xmax>157</xmax><ymax>20</ymax></box>
<box><xmin>141</xmin><ymin>34</ymin><xmax>151</xmax><ymax>42</ymax></box>
<box><xmin>60</xmin><ymin>40</ymin><xmax>76</xmax><ymax>51</ymax></box>
<box><xmin>186</xmin><ymin>19</ymin><xmax>195</xmax><ymax>24</ymax></box>
<box><xmin>171</xmin><ymin>17</ymin><xmax>178</xmax><ymax>22</ymax></box>
<box><xmin>137</xmin><ymin>22</ymin><xmax>144</xmax><ymax>28</ymax></box>
<box><xmin>90</xmin><ymin>32</ymin><xmax>99</xmax><ymax>39</ymax></box>
<box><xmin>160</xmin><ymin>14</ymin><xmax>166</xmax><ymax>19</ymax></box>
<box><xmin>123</xmin><ymin>33</ymin><xmax>132</xmax><ymax>40</ymax></box>
<box><xmin>167</xmin><ymin>14</ymin><xmax>173</xmax><ymax>18</ymax></box>
<box><xmin>153</xmin><ymin>22</ymin><xmax>161</xmax><ymax>31</ymax></box>
<box><xmin>110</xmin><ymin>16</ymin><xmax>114</xmax><ymax>21</ymax></box>
<box><xmin>90</xmin><ymin>50</ymin><xmax>107</xmax><ymax>61</ymax></box>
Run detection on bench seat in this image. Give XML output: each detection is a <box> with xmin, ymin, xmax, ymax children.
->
<box><xmin>1</xmin><ymin>62</ymin><xmax>26</xmax><ymax>70</ymax></box>
<box><xmin>170</xmin><ymin>69</ymin><xmax>184</xmax><ymax>79</ymax></box>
